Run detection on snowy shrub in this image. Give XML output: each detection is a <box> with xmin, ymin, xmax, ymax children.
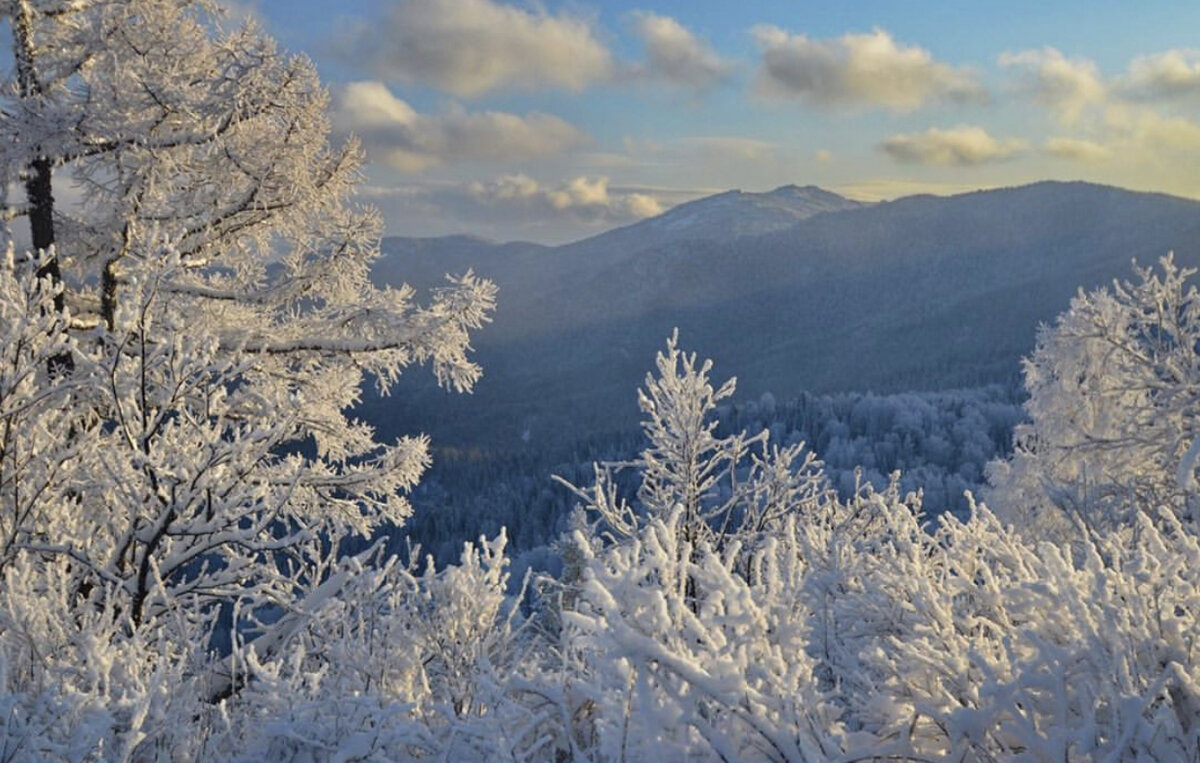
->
<box><xmin>221</xmin><ymin>531</ymin><xmax>555</xmax><ymax>761</ymax></box>
<box><xmin>558</xmin><ymin>333</ymin><xmax>1199</xmax><ymax>762</ymax></box>
<box><xmin>863</xmin><ymin>503</ymin><xmax>1199</xmax><ymax>760</ymax></box>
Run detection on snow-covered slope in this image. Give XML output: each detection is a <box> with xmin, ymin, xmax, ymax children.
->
<box><xmin>580</xmin><ymin>184</ymin><xmax>865</xmax><ymax>251</ymax></box>
<box><xmin>364</xmin><ymin>181</ymin><xmax>1200</xmax><ymax>449</ymax></box>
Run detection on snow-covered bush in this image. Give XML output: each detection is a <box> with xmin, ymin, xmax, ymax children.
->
<box><xmin>222</xmin><ymin>531</ymin><xmax>552</xmax><ymax>761</ymax></box>
<box><xmin>558</xmin><ymin>333</ymin><xmax>1198</xmax><ymax>762</ymax></box>
<box><xmin>864</xmin><ymin>502</ymin><xmax>1198</xmax><ymax>760</ymax></box>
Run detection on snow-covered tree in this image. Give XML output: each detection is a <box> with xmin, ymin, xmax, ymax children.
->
<box><xmin>4</xmin><ymin>1</ymin><xmax>375</xmax><ymax>327</ymax></box>
<box><xmin>0</xmin><ymin>1</ymin><xmax>496</xmax><ymax>756</ymax></box>
<box><xmin>558</xmin><ymin>331</ymin><xmax>828</xmax><ymax>552</ymax></box>
<box><xmin>987</xmin><ymin>255</ymin><xmax>1200</xmax><ymax>539</ymax></box>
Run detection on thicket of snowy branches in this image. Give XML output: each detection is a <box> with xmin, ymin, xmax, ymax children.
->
<box><xmin>0</xmin><ymin>1</ymin><xmax>1196</xmax><ymax>760</ymax></box>
<box><xmin>546</xmin><ymin>326</ymin><xmax>1197</xmax><ymax>762</ymax></box>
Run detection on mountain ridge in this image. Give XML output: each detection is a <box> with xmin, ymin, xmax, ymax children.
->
<box><xmin>366</xmin><ymin>181</ymin><xmax>1200</xmax><ymax>448</ymax></box>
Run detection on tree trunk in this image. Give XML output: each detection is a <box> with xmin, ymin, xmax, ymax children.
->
<box><xmin>12</xmin><ymin>1</ymin><xmax>73</xmax><ymax>377</ymax></box>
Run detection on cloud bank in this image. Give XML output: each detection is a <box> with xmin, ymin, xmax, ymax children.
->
<box><xmin>336</xmin><ymin>0</ymin><xmax>612</xmax><ymax>97</ymax></box>
<box><xmin>463</xmin><ymin>174</ymin><xmax>663</xmax><ymax>222</ymax></box>
<box><xmin>334</xmin><ymin>82</ymin><xmax>587</xmax><ymax>171</ymax></box>
<box><xmin>880</xmin><ymin>126</ymin><xmax>1026</xmax><ymax>166</ymax></box>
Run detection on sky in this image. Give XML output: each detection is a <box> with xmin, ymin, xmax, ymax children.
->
<box><xmin>244</xmin><ymin>0</ymin><xmax>1200</xmax><ymax>243</ymax></box>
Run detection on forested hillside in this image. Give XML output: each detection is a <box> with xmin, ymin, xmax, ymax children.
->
<box><xmin>366</xmin><ymin>181</ymin><xmax>1200</xmax><ymax>449</ymax></box>
<box><xmin>401</xmin><ymin>384</ymin><xmax>1026</xmax><ymax>567</ymax></box>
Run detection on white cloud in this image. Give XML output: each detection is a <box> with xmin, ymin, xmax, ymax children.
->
<box><xmin>357</xmin><ymin>177</ymin><xmax>684</xmax><ymax>242</ymax></box>
<box><xmin>1105</xmin><ymin>106</ymin><xmax>1200</xmax><ymax>152</ymax></box>
<box><xmin>1121</xmin><ymin>49</ymin><xmax>1200</xmax><ymax>100</ymax></box>
<box><xmin>752</xmin><ymin>26</ymin><xmax>984</xmax><ymax>111</ymax></box>
<box><xmin>336</xmin><ymin>0</ymin><xmax>612</xmax><ymax>98</ymax></box>
<box><xmin>1044</xmin><ymin>136</ymin><xmax>1112</xmax><ymax>163</ymax></box>
<box><xmin>1036</xmin><ymin>103</ymin><xmax>1200</xmax><ymax>175</ymax></box>
<box><xmin>1000</xmin><ymin>48</ymin><xmax>1106</xmax><ymax>124</ymax></box>
<box><xmin>628</xmin><ymin>12</ymin><xmax>731</xmax><ymax>91</ymax></box>
<box><xmin>465</xmin><ymin>174</ymin><xmax>663</xmax><ymax>222</ymax></box>
<box><xmin>880</xmin><ymin>125</ymin><xmax>1027</xmax><ymax>166</ymax></box>
<box><xmin>334</xmin><ymin>82</ymin><xmax>587</xmax><ymax>172</ymax></box>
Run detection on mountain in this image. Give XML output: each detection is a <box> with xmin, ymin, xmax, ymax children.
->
<box><xmin>570</xmin><ymin>184</ymin><xmax>867</xmax><ymax>255</ymax></box>
<box><xmin>370</xmin><ymin>185</ymin><xmax>864</xmax><ymax>342</ymax></box>
<box><xmin>363</xmin><ymin>181</ymin><xmax>1200</xmax><ymax>450</ymax></box>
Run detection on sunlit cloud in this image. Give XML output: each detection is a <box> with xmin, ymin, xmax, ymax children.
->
<box><xmin>1044</xmin><ymin>136</ymin><xmax>1112</xmax><ymax>163</ymax></box>
<box><xmin>1000</xmin><ymin>48</ymin><xmax>1106</xmax><ymax>125</ymax></box>
<box><xmin>464</xmin><ymin>174</ymin><xmax>664</xmax><ymax>221</ymax></box>
<box><xmin>880</xmin><ymin>126</ymin><xmax>1027</xmax><ymax>166</ymax></box>
<box><xmin>334</xmin><ymin>0</ymin><xmax>612</xmax><ymax>98</ymax></box>
<box><xmin>356</xmin><ymin>176</ymin><xmax>670</xmax><ymax>242</ymax></box>
<box><xmin>1119</xmin><ymin>49</ymin><xmax>1200</xmax><ymax>101</ymax></box>
<box><xmin>1105</xmin><ymin>106</ymin><xmax>1200</xmax><ymax>152</ymax></box>
<box><xmin>752</xmin><ymin>26</ymin><xmax>984</xmax><ymax>111</ymax></box>
<box><xmin>627</xmin><ymin>12</ymin><xmax>732</xmax><ymax>91</ymax></box>
<box><xmin>334</xmin><ymin>82</ymin><xmax>587</xmax><ymax>172</ymax></box>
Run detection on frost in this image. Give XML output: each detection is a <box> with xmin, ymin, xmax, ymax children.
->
<box><xmin>0</xmin><ymin>2</ymin><xmax>1195</xmax><ymax>760</ymax></box>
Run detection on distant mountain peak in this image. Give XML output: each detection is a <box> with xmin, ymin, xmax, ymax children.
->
<box><xmin>766</xmin><ymin>183</ymin><xmax>824</xmax><ymax>195</ymax></box>
<box><xmin>581</xmin><ymin>183</ymin><xmax>864</xmax><ymax>250</ymax></box>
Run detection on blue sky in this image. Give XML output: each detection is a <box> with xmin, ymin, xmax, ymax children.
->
<box><xmin>246</xmin><ymin>0</ymin><xmax>1200</xmax><ymax>243</ymax></box>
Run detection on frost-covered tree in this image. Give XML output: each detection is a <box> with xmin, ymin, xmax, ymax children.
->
<box><xmin>0</xmin><ymin>1</ymin><xmax>496</xmax><ymax>757</ymax></box>
<box><xmin>553</xmin><ymin>335</ymin><xmax>894</xmax><ymax>759</ymax></box>
<box><xmin>4</xmin><ymin>2</ymin><xmax>348</xmax><ymax>314</ymax></box>
<box><xmin>558</xmin><ymin>331</ymin><xmax>828</xmax><ymax>552</ymax></box>
<box><xmin>987</xmin><ymin>255</ymin><xmax>1200</xmax><ymax>539</ymax></box>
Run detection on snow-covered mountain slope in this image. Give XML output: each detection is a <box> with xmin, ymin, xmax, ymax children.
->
<box><xmin>576</xmin><ymin>184</ymin><xmax>866</xmax><ymax>252</ymax></box>
<box><xmin>364</xmin><ymin>181</ymin><xmax>1200</xmax><ymax>449</ymax></box>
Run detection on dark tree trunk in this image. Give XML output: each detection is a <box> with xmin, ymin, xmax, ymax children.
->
<box><xmin>13</xmin><ymin>3</ymin><xmax>73</xmax><ymax>376</ymax></box>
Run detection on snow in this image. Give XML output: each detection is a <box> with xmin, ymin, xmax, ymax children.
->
<box><xmin>0</xmin><ymin>2</ymin><xmax>1196</xmax><ymax>760</ymax></box>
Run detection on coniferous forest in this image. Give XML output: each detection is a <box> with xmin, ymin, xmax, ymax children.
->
<box><xmin>0</xmin><ymin>2</ymin><xmax>1196</xmax><ymax>761</ymax></box>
